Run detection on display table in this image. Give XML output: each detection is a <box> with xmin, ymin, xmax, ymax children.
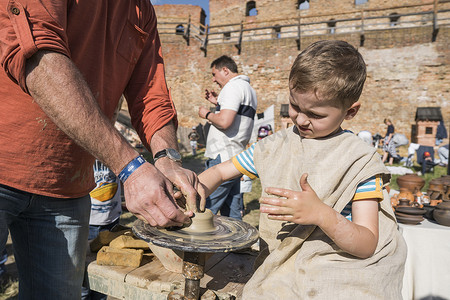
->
<box><xmin>86</xmin><ymin>250</ymin><xmax>256</xmax><ymax>299</ymax></box>
<box><xmin>399</xmin><ymin>219</ymin><xmax>450</xmax><ymax>300</ymax></box>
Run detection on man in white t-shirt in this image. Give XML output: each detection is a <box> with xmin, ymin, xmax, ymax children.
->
<box><xmin>198</xmin><ymin>55</ymin><xmax>257</xmax><ymax>219</ymax></box>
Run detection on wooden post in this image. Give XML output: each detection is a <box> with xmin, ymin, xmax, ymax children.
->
<box><xmin>183</xmin><ymin>16</ymin><xmax>191</xmax><ymax>46</ymax></box>
<box><xmin>360</xmin><ymin>8</ymin><xmax>365</xmax><ymax>47</ymax></box>
<box><xmin>432</xmin><ymin>0</ymin><xmax>439</xmax><ymax>42</ymax></box>
<box><xmin>200</xmin><ymin>24</ymin><xmax>209</xmax><ymax>57</ymax></box>
<box><xmin>235</xmin><ymin>21</ymin><xmax>243</xmax><ymax>55</ymax></box>
<box><xmin>296</xmin><ymin>16</ymin><xmax>301</xmax><ymax>50</ymax></box>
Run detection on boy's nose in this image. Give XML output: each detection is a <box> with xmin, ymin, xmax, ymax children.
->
<box><xmin>296</xmin><ymin>113</ymin><xmax>310</xmax><ymax>126</ymax></box>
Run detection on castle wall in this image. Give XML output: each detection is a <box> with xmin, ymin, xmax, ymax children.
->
<box><xmin>154</xmin><ymin>2</ymin><xmax>449</xmax><ymax>142</ymax></box>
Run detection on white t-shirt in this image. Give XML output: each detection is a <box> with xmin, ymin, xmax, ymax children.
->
<box><xmin>205</xmin><ymin>75</ymin><xmax>257</xmax><ymax>161</ymax></box>
<box><xmin>89</xmin><ymin>160</ymin><xmax>122</xmax><ymax>226</ymax></box>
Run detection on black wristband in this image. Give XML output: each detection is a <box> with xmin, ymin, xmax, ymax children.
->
<box><xmin>205</xmin><ymin>112</ymin><xmax>211</xmax><ymax>119</ymax></box>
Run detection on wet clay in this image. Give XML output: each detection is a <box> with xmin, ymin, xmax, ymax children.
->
<box><xmin>183</xmin><ymin>209</ymin><xmax>216</xmax><ymax>233</ymax></box>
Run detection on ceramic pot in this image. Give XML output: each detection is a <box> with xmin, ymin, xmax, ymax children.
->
<box><xmin>396</xmin><ymin>174</ymin><xmax>425</xmax><ymax>193</ymax></box>
<box><xmin>397</xmin><ymin>198</ymin><xmax>411</xmax><ymax>207</ymax></box>
<box><xmin>422</xmin><ymin>204</ymin><xmax>435</xmax><ymax>220</ymax></box>
<box><xmin>433</xmin><ymin>202</ymin><xmax>450</xmax><ymax>227</ymax></box>
<box><xmin>397</xmin><ymin>188</ymin><xmax>414</xmax><ymax>203</ymax></box>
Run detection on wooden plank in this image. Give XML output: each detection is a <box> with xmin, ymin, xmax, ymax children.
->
<box><xmin>201</xmin><ymin>252</ymin><xmax>256</xmax><ymax>299</ymax></box>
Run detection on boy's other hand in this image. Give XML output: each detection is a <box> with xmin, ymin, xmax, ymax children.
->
<box><xmin>259</xmin><ymin>173</ymin><xmax>327</xmax><ymax>225</ymax></box>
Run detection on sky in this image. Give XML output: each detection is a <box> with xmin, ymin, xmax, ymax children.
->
<box><xmin>150</xmin><ymin>0</ymin><xmax>210</xmax><ymax>24</ymax></box>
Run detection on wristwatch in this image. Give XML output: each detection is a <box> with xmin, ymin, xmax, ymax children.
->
<box><xmin>153</xmin><ymin>148</ymin><xmax>182</xmax><ymax>163</ymax></box>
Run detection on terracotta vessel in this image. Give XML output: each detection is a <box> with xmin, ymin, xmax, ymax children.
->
<box><xmin>397</xmin><ymin>188</ymin><xmax>414</xmax><ymax>203</ymax></box>
<box><xmin>397</xmin><ymin>198</ymin><xmax>411</xmax><ymax>207</ymax></box>
<box><xmin>433</xmin><ymin>201</ymin><xmax>450</xmax><ymax>227</ymax></box>
<box><xmin>396</xmin><ymin>174</ymin><xmax>425</xmax><ymax>193</ymax></box>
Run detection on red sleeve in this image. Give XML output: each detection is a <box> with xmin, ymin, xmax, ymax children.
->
<box><xmin>124</xmin><ymin>4</ymin><xmax>177</xmax><ymax>149</ymax></box>
<box><xmin>0</xmin><ymin>0</ymin><xmax>70</xmax><ymax>92</ymax></box>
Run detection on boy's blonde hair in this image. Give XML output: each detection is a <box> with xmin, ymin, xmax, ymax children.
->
<box><xmin>289</xmin><ymin>40</ymin><xmax>366</xmax><ymax>109</ymax></box>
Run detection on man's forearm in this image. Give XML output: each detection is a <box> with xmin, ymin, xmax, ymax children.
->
<box><xmin>149</xmin><ymin>120</ymin><xmax>179</xmax><ymax>154</ymax></box>
<box><xmin>25</xmin><ymin>50</ymin><xmax>138</xmax><ymax>175</ymax></box>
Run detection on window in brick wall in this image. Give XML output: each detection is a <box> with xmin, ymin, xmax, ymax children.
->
<box><xmin>175</xmin><ymin>25</ymin><xmax>184</xmax><ymax>35</ymax></box>
<box><xmin>272</xmin><ymin>25</ymin><xmax>281</xmax><ymax>39</ymax></box>
<box><xmin>425</xmin><ymin>127</ymin><xmax>433</xmax><ymax>135</ymax></box>
<box><xmin>297</xmin><ymin>0</ymin><xmax>310</xmax><ymax>10</ymax></box>
<box><xmin>246</xmin><ymin>1</ymin><xmax>257</xmax><ymax>16</ymax></box>
<box><xmin>355</xmin><ymin>0</ymin><xmax>368</xmax><ymax>5</ymax></box>
<box><xmin>327</xmin><ymin>19</ymin><xmax>336</xmax><ymax>34</ymax></box>
<box><xmin>389</xmin><ymin>13</ymin><xmax>400</xmax><ymax>26</ymax></box>
<box><xmin>223</xmin><ymin>32</ymin><xmax>231</xmax><ymax>41</ymax></box>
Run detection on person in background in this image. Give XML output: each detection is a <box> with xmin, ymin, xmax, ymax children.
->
<box><xmin>197</xmin><ymin>40</ymin><xmax>406</xmax><ymax>299</ymax></box>
<box><xmin>198</xmin><ymin>55</ymin><xmax>257</xmax><ymax>220</ymax></box>
<box><xmin>188</xmin><ymin>127</ymin><xmax>200</xmax><ymax>156</ymax></box>
<box><xmin>0</xmin><ymin>2</ymin><xmax>198</xmax><ymax>298</ymax></box>
<box><xmin>437</xmin><ymin>144</ymin><xmax>449</xmax><ymax>167</ymax></box>
<box><xmin>81</xmin><ymin>160</ymin><xmax>122</xmax><ymax>300</ymax></box>
<box><xmin>436</xmin><ymin>120</ymin><xmax>448</xmax><ymax>146</ymax></box>
<box><xmin>382</xmin><ymin>118</ymin><xmax>395</xmax><ymax>165</ymax></box>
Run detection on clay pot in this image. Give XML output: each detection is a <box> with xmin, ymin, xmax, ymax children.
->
<box><xmin>422</xmin><ymin>204</ymin><xmax>435</xmax><ymax>220</ymax></box>
<box><xmin>398</xmin><ymin>198</ymin><xmax>411</xmax><ymax>207</ymax></box>
<box><xmin>396</xmin><ymin>174</ymin><xmax>425</xmax><ymax>193</ymax></box>
<box><xmin>430</xmin><ymin>199</ymin><xmax>442</xmax><ymax>206</ymax></box>
<box><xmin>433</xmin><ymin>202</ymin><xmax>450</xmax><ymax>227</ymax></box>
<box><xmin>397</xmin><ymin>188</ymin><xmax>414</xmax><ymax>204</ymax></box>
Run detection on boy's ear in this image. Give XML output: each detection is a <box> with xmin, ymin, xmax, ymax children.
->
<box><xmin>344</xmin><ymin>101</ymin><xmax>361</xmax><ymax>120</ymax></box>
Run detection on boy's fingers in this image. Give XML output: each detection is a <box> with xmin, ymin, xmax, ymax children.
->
<box><xmin>265</xmin><ymin>187</ymin><xmax>292</xmax><ymax>197</ymax></box>
<box><xmin>299</xmin><ymin>173</ymin><xmax>312</xmax><ymax>192</ymax></box>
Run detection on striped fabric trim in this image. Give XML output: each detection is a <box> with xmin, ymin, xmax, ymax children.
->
<box><xmin>352</xmin><ymin>175</ymin><xmax>384</xmax><ymax>201</ymax></box>
<box><xmin>215</xmin><ymin>104</ymin><xmax>256</xmax><ymax>119</ymax></box>
<box><xmin>231</xmin><ymin>143</ymin><xmax>258</xmax><ymax>179</ymax></box>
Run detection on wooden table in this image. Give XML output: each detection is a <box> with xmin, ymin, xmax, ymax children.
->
<box><xmin>86</xmin><ymin>250</ymin><xmax>257</xmax><ymax>299</ymax></box>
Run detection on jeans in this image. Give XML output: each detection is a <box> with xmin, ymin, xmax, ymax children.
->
<box><xmin>0</xmin><ymin>184</ymin><xmax>90</xmax><ymax>300</ymax></box>
<box><xmin>81</xmin><ymin>220</ymin><xmax>119</xmax><ymax>300</ymax></box>
<box><xmin>205</xmin><ymin>155</ymin><xmax>243</xmax><ymax>220</ymax></box>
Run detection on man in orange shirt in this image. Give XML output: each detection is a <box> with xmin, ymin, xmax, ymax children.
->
<box><xmin>0</xmin><ymin>1</ymin><xmax>199</xmax><ymax>298</ymax></box>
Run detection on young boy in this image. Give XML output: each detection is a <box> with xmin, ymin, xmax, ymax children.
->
<box><xmin>198</xmin><ymin>40</ymin><xmax>406</xmax><ymax>299</ymax></box>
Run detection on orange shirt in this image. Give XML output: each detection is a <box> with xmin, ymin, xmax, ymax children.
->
<box><xmin>0</xmin><ymin>0</ymin><xmax>176</xmax><ymax>198</ymax></box>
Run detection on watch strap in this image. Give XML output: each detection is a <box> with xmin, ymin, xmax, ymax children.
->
<box><xmin>153</xmin><ymin>148</ymin><xmax>181</xmax><ymax>163</ymax></box>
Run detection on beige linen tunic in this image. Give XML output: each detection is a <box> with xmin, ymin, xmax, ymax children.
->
<box><xmin>242</xmin><ymin>127</ymin><xmax>406</xmax><ymax>299</ymax></box>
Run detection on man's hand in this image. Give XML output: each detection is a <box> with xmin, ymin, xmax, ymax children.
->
<box><xmin>123</xmin><ymin>162</ymin><xmax>192</xmax><ymax>227</ymax></box>
<box><xmin>259</xmin><ymin>173</ymin><xmax>327</xmax><ymax>225</ymax></box>
<box><xmin>205</xmin><ymin>89</ymin><xmax>218</xmax><ymax>105</ymax></box>
<box><xmin>154</xmin><ymin>158</ymin><xmax>200</xmax><ymax>213</ymax></box>
<box><xmin>198</xmin><ymin>106</ymin><xmax>211</xmax><ymax>119</ymax></box>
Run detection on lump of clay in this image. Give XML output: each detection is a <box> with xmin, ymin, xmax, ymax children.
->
<box><xmin>183</xmin><ymin>209</ymin><xmax>216</xmax><ymax>233</ymax></box>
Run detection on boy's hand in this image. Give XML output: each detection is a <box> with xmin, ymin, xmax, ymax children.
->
<box><xmin>259</xmin><ymin>173</ymin><xmax>327</xmax><ymax>225</ymax></box>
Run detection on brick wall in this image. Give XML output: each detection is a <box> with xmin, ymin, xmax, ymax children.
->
<box><xmin>154</xmin><ymin>2</ymin><xmax>449</xmax><ymax>144</ymax></box>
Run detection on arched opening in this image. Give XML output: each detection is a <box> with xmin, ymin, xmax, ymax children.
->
<box><xmin>327</xmin><ymin>19</ymin><xmax>336</xmax><ymax>34</ymax></box>
<box><xmin>389</xmin><ymin>12</ymin><xmax>400</xmax><ymax>26</ymax></box>
<box><xmin>175</xmin><ymin>24</ymin><xmax>184</xmax><ymax>35</ymax></box>
<box><xmin>297</xmin><ymin>0</ymin><xmax>310</xmax><ymax>10</ymax></box>
<box><xmin>246</xmin><ymin>1</ymin><xmax>257</xmax><ymax>16</ymax></box>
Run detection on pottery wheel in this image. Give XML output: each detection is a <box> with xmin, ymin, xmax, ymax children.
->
<box><xmin>133</xmin><ymin>215</ymin><xmax>259</xmax><ymax>253</ymax></box>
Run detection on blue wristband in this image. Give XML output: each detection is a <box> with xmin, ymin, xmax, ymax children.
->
<box><xmin>118</xmin><ymin>156</ymin><xmax>146</xmax><ymax>183</ymax></box>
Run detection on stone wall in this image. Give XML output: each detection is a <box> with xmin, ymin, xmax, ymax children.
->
<box><xmin>154</xmin><ymin>2</ymin><xmax>449</xmax><ymax>144</ymax></box>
